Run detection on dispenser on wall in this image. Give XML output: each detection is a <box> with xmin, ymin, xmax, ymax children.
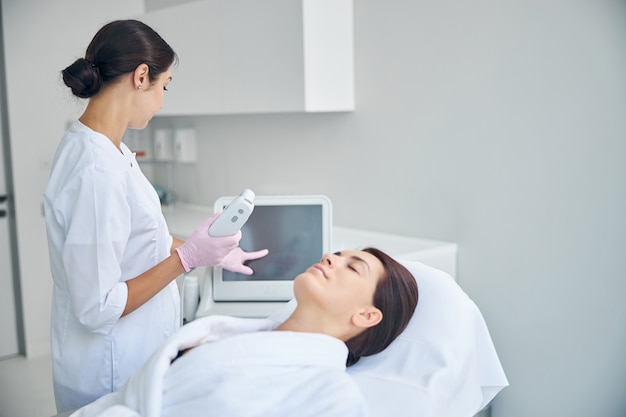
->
<box><xmin>153</xmin><ymin>129</ymin><xmax>174</xmax><ymax>161</ymax></box>
<box><xmin>174</xmin><ymin>128</ymin><xmax>197</xmax><ymax>163</ymax></box>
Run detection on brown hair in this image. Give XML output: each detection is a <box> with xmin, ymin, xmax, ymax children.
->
<box><xmin>62</xmin><ymin>19</ymin><xmax>177</xmax><ymax>98</ymax></box>
<box><xmin>345</xmin><ymin>247</ymin><xmax>419</xmax><ymax>366</ymax></box>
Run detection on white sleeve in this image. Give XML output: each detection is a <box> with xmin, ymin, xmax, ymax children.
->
<box><xmin>61</xmin><ymin>167</ymin><xmax>129</xmax><ymax>334</ymax></box>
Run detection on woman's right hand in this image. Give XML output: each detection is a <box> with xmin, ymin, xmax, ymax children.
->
<box><xmin>175</xmin><ymin>214</ymin><xmax>240</xmax><ymax>272</ymax></box>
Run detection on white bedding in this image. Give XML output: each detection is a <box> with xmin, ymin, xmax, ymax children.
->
<box><xmin>349</xmin><ymin>260</ymin><xmax>508</xmax><ymax>416</ymax></box>
<box><xmin>269</xmin><ymin>260</ymin><xmax>509</xmax><ymax>417</ymax></box>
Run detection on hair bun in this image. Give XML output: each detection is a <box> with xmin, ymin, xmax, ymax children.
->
<box><xmin>61</xmin><ymin>57</ymin><xmax>102</xmax><ymax>98</ymax></box>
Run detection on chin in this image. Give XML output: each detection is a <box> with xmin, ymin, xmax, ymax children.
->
<box><xmin>129</xmin><ymin>119</ymin><xmax>151</xmax><ymax>130</ymax></box>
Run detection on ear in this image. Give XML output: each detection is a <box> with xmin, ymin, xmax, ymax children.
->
<box><xmin>133</xmin><ymin>64</ymin><xmax>150</xmax><ymax>90</ymax></box>
<box><xmin>351</xmin><ymin>306</ymin><xmax>383</xmax><ymax>330</ymax></box>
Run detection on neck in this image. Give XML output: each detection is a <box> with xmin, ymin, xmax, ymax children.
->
<box><xmin>276</xmin><ymin>308</ymin><xmax>352</xmax><ymax>342</ymax></box>
<box><xmin>79</xmin><ymin>87</ymin><xmax>131</xmax><ymax>151</ymax></box>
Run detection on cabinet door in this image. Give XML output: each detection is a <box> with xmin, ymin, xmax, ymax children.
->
<box><xmin>142</xmin><ymin>0</ymin><xmax>353</xmax><ymax>115</ymax></box>
<box><xmin>0</xmin><ymin>106</ymin><xmax>19</xmax><ymax>359</ymax></box>
<box><xmin>217</xmin><ymin>0</ymin><xmax>306</xmax><ymax>113</ymax></box>
<box><xmin>0</xmin><ymin>201</ymin><xmax>19</xmax><ymax>358</ymax></box>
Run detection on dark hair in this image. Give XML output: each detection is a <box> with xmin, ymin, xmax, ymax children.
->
<box><xmin>345</xmin><ymin>247</ymin><xmax>419</xmax><ymax>366</ymax></box>
<box><xmin>62</xmin><ymin>19</ymin><xmax>177</xmax><ymax>98</ymax></box>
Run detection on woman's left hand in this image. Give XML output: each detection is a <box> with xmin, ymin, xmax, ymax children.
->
<box><xmin>219</xmin><ymin>247</ymin><xmax>269</xmax><ymax>275</ymax></box>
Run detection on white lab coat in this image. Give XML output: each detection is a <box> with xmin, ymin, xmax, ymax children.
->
<box><xmin>71</xmin><ymin>316</ymin><xmax>369</xmax><ymax>417</ymax></box>
<box><xmin>44</xmin><ymin>121</ymin><xmax>180</xmax><ymax>413</ymax></box>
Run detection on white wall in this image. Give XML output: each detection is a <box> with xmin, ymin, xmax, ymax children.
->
<box><xmin>4</xmin><ymin>1</ymin><xmax>626</xmax><ymax>416</ymax></box>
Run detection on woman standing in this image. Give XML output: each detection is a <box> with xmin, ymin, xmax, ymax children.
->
<box><xmin>44</xmin><ymin>19</ymin><xmax>266</xmax><ymax>413</ymax></box>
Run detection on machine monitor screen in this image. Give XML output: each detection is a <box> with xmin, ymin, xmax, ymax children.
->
<box><xmin>211</xmin><ymin>194</ymin><xmax>332</xmax><ymax>302</ymax></box>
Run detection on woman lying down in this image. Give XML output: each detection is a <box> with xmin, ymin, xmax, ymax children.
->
<box><xmin>71</xmin><ymin>247</ymin><xmax>419</xmax><ymax>417</ymax></box>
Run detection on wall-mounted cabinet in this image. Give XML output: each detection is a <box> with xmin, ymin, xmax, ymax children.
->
<box><xmin>142</xmin><ymin>0</ymin><xmax>354</xmax><ymax>115</ymax></box>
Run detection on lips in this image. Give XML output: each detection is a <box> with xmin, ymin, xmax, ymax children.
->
<box><xmin>311</xmin><ymin>264</ymin><xmax>327</xmax><ymax>278</ymax></box>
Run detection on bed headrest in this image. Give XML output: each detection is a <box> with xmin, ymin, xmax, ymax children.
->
<box><xmin>269</xmin><ymin>260</ymin><xmax>508</xmax><ymax>417</ymax></box>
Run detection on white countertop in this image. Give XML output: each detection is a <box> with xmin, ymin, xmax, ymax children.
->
<box><xmin>162</xmin><ymin>203</ymin><xmax>215</xmax><ymax>239</ymax></box>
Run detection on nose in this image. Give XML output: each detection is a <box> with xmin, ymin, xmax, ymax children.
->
<box><xmin>321</xmin><ymin>252</ymin><xmax>334</xmax><ymax>266</ymax></box>
<box><xmin>321</xmin><ymin>252</ymin><xmax>344</xmax><ymax>268</ymax></box>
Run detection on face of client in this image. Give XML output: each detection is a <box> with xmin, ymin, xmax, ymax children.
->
<box><xmin>277</xmin><ymin>250</ymin><xmax>384</xmax><ymax>342</ymax></box>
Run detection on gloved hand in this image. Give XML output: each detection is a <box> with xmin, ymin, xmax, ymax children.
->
<box><xmin>175</xmin><ymin>214</ymin><xmax>240</xmax><ymax>272</ymax></box>
<box><xmin>220</xmin><ymin>247</ymin><xmax>269</xmax><ymax>275</ymax></box>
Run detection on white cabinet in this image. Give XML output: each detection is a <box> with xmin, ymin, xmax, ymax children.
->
<box><xmin>142</xmin><ymin>0</ymin><xmax>354</xmax><ymax>115</ymax></box>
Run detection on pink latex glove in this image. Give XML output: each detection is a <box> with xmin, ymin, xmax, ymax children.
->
<box><xmin>175</xmin><ymin>214</ymin><xmax>240</xmax><ymax>272</ymax></box>
<box><xmin>220</xmin><ymin>247</ymin><xmax>269</xmax><ymax>275</ymax></box>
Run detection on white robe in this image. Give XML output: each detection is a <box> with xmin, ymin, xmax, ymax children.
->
<box><xmin>71</xmin><ymin>316</ymin><xmax>369</xmax><ymax>417</ymax></box>
<box><xmin>45</xmin><ymin>121</ymin><xmax>180</xmax><ymax>412</ymax></box>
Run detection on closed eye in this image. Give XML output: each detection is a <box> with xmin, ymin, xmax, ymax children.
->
<box><xmin>334</xmin><ymin>251</ymin><xmax>367</xmax><ymax>275</ymax></box>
